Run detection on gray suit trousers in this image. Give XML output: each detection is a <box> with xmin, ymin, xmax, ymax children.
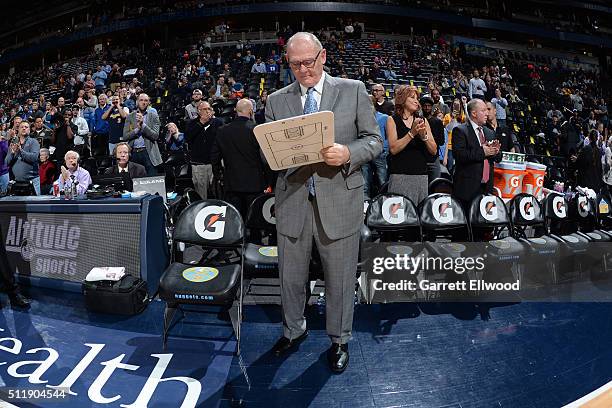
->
<box><xmin>278</xmin><ymin>197</ymin><xmax>359</xmax><ymax>344</ymax></box>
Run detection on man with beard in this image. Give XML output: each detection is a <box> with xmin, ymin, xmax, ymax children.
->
<box><xmin>122</xmin><ymin>93</ymin><xmax>161</xmax><ymax>176</ymax></box>
<box><xmin>184</xmin><ymin>89</ymin><xmax>203</xmax><ymax>121</ymax></box>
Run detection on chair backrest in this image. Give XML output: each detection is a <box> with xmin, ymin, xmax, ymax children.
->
<box><xmin>509</xmin><ymin>193</ymin><xmax>543</xmax><ymax>226</ymax></box>
<box><xmin>245</xmin><ymin>193</ymin><xmax>276</xmax><ymax>231</ymax></box>
<box><xmin>570</xmin><ymin>192</ymin><xmax>597</xmax><ymax>231</ymax></box>
<box><xmin>173</xmin><ymin>199</ymin><xmax>244</xmax><ymax>247</ymax></box>
<box><xmin>469</xmin><ymin>194</ymin><xmax>509</xmax><ymax>228</ymax></box>
<box><xmin>543</xmin><ymin>192</ymin><xmax>569</xmax><ymax>222</ymax></box>
<box><xmin>428</xmin><ymin>177</ymin><xmax>453</xmax><ymax>195</ymax></box>
<box><xmin>366</xmin><ymin>193</ymin><xmax>419</xmax><ymax>231</ymax></box>
<box><xmin>419</xmin><ymin>193</ymin><xmax>467</xmax><ymax>230</ymax></box>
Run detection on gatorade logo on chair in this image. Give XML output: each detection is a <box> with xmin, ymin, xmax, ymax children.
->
<box><xmin>381</xmin><ymin>197</ymin><xmax>405</xmax><ymax>224</ymax></box>
<box><xmin>577</xmin><ymin>196</ymin><xmax>590</xmax><ymax>218</ymax></box>
<box><xmin>194</xmin><ymin>205</ymin><xmax>227</xmax><ymax>240</ymax></box>
<box><xmin>519</xmin><ymin>197</ymin><xmax>535</xmax><ymax>221</ymax></box>
<box><xmin>552</xmin><ymin>196</ymin><xmax>567</xmax><ymax>218</ymax></box>
<box><xmin>432</xmin><ymin>196</ymin><xmax>453</xmax><ymax>223</ymax></box>
<box><xmin>262</xmin><ymin>196</ymin><xmax>276</xmax><ymax>225</ymax></box>
<box><xmin>479</xmin><ymin>196</ymin><xmax>498</xmax><ymax>221</ymax></box>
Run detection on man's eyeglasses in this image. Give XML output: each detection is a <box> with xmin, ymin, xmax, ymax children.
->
<box><xmin>289</xmin><ymin>49</ymin><xmax>322</xmax><ymax>70</ymax></box>
<box><xmin>372</xmin><ymin>89</ymin><xmax>384</xmax><ymax>93</ymax></box>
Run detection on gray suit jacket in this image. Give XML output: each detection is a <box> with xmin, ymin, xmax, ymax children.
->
<box><xmin>122</xmin><ymin>109</ymin><xmax>162</xmax><ymax>166</ymax></box>
<box><xmin>265</xmin><ymin>75</ymin><xmax>382</xmax><ymax>240</ymax></box>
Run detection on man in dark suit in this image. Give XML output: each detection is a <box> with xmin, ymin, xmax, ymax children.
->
<box><xmin>104</xmin><ymin>142</ymin><xmax>147</xmax><ymax>191</ymax></box>
<box><xmin>452</xmin><ymin>99</ymin><xmax>501</xmax><ymax>210</ymax></box>
<box><xmin>211</xmin><ymin>99</ymin><xmax>269</xmax><ymax>218</ymax></box>
<box><xmin>265</xmin><ymin>32</ymin><xmax>382</xmax><ymax>373</ymax></box>
<box><xmin>0</xmin><ymin>225</ymin><xmax>31</xmax><ymax>309</ymax></box>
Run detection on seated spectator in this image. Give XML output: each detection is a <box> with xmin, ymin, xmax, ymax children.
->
<box><xmin>266</xmin><ymin>58</ymin><xmax>279</xmax><ymax>75</ymax></box>
<box><xmin>208</xmin><ymin>76</ymin><xmax>230</xmax><ymax>99</ymax></box>
<box><xmin>185</xmin><ymin>89</ymin><xmax>203</xmax><ymax>121</ymax></box>
<box><xmin>58</xmin><ymin>150</ymin><xmax>92</xmax><ymax>196</ymax></box>
<box><xmin>251</xmin><ymin>58</ymin><xmax>267</xmax><ymax>74</ymax></box>
<box><xmin>165</xmin><ymin>122</ymin><xmax>185</xmax><ymax>152</ymax></box>
<box><xmin>39</xmin><ymin>148</ymin><xmax>56</xmax><ymax>195</ymax></box>
<box><xmin>104</xmin><ymin>142</ymin><xmax>146</xmax><ymax>191</ymax></box>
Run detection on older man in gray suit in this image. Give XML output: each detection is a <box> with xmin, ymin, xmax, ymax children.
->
<box><xmin>265</xmin><ymin>32</ymin><xmax>382</xmax><ymax>373</ymax></box>
<box><xmin>122</xmin><ymin>93</ymin><xmax>161</xmax><ymax>176</ymax></box>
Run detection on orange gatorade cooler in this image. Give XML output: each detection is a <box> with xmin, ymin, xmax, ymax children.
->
<box><xmin>494</xmin><ymin>161</ymin><xmax>526</xmax><ymax>199</ymax></box>
<box><xmin>523</xmin><ymin>162</ymin><xmax>547</xmax><ymax>199</ymax></box>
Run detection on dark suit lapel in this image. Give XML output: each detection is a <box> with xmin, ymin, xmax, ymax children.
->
<box><xmin>283</xmin><ymin>81</ymin><xmax>303</xmax><ymax>118</ymax></box>
<box><xmin>319</xmin><ymin>75</ymin><xmax>339</xmax><ymax>112</ymax></box>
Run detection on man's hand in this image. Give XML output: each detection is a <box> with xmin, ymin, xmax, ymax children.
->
<box><xmin>135</xmin><ymin>112</ymin><xmax>144</xmax><ymax>124</ymax></box>
<box><xmin>461</xmin><ymin>96</ymin><xmax>467</xmax><ymax>104</ymax></box>
<box><xmin>483</xmin><ymin>145</ymin><xmax>499</xmax><ymax>157</ymax></box>
<box><xmin>9</xmin><ymin>143</ymin><xmax>19</xmax><ymax>154</ymax></box>
<box><xmin>321</xmin><ymin>143</ymin><xmax>350</xmax><ymax>166</ymax></box>
<box><xmin>60</xmin><ymin>165</ymin><xmax>70</xmax><ymax>181</ymax></box>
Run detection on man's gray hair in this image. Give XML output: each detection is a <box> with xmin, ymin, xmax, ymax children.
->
<box><xmin>286</xmin><ymin>32</ymin><xmax>323</xmax><ymax>51</ymax></box>
<box><xmin>64</xmin><ymin>150</ymin><xmax>80</xmax><ymax>161</ymax></box>
<box><xmin>466</xmin><ymin>99</ymin><xmax>483</xmax><ymax>117</ymax></box>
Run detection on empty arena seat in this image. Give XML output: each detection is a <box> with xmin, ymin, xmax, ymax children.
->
<box><xmin>243</xmin><ymin>193</ymin><xmax>278</xmax><ymax>278</ymax></box>
<box><xmin>428</xmin><ymin>177</ymin><xmax>453</xmax><ymax>195</ymax></box>
<box><xmin>159</xmin><ymin>199</ymin><xmax>245</xmax><ymax>351</ymax></box>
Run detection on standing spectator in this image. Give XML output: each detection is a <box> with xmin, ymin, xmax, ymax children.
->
<box><xmin>70</xmin><ymin>105</ymin><xmax>89</xmax><ymax>157</ymax></box>
<box><xmin>490</xmin><ymin>88</ymin><xmax>508</xmax><ymax>128</ymax></box>
<box><xmin>122</xmin><ymin>93</ymin><xmax>161</xmax><ymax>176</ymax></box>
<box><xmin>93</xmin><ymin>94</ymin><xmax>111</xmax><ymax>156</ymax></box>
<box><xmin>421</xmin><ymin>95</ymin><xmax>445</xmax><ymax>182</ymax></box>
<box><xmin>51</xmin><ymin>111</ymin><xmax>75</xmax><ymax>162</ymax></box>
<box><xmin>386</xmin><ymin>85</ymin><xmax>437</xmax><ymax>206</ymax></box>
<box><xmin>371</xmin><ymin>84</ymin><xmax>394</xmax><ymax>116</ymax></box>
<box><xmin>38</xmin><ymin>148</ymin><xmax>56</xmax><ymax>195</ymax></box>
<box><xmin>560</xmin><ymin>110</ymin><xmax>582</xmax><ymax>156</ymax></box>
<box><xmin>571</xmin><ymin>130</ymin><xmax>602</xmax><ymax>192</ymax></box>
<box><xmin>431</xmin><ymin>88</ymin><xmax>450</xmax><ymax>116</ymax></box>
<box><xmin>361</xmin><ymin>97</ymin><xmax>389</xmax><ymax>199</ymax></box>
<box><xmin>0</xmin><ymin>132</ymin><xmax>8</xmax><ymax>194</ymax></box>
<box><xmin>210</xmin><ymin>99</ymin><xmax>268</xmax><ymax>218</ymax></box>
<box><xmin>185</xmin><ymin>101</ymin><xmax>223</xmax><ymax>199</ymax></box>
<box><xmin>5</xmin><ymin>121</ymin><xmax>41</xmax><ymax>195</ymax></box>
<box><xmin>108</xmin><ymin>64</ymin><xmax>122</xmax><ymax>92</ymax></box>
<box><xmin>468</xmin><ymin>70</ymin><xmax>486</xmax><ymax>100</ymax></box>
<box><xmin>452</xmin><ymin>99</ymin><xmax>501</xmax><ymax>210</ymax></box>
<box><xmin>165</xmin><ymin>122</ymin><xmax>185</xmax><ymax>152</ymax></box>
<box><xmin>102</xmin><ymin>95</ymin><xmax>129</xmax><ymax>155</ymax></box>
<box><xmin>454</xmin><ymin>71</ymin><xmax>469</xmax><ymax>98</ymax></box>
<box><xmin>486</xmin><ymin>101</ymin><xmax>516</xmax><ymax>153</ymax></box>
<box><xmin>31</xmin><ymin>117</ymin><xmax>52</xmax><ymax>148</ymax></box>
<box><xmin>93</xmin><ymin>66</ymin><xmax>108</xmax><ymax>93</ymax></box>
<box><xmin>185</xmin><ymin>89</ymin><xmax>203</xmax><ymax>121</ymax></box>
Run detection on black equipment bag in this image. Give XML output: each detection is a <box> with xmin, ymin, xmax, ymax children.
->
<box><xmin>83</xmin><ymin>275</ymin><xmax>149</xmax><ymax>315</ymax></box>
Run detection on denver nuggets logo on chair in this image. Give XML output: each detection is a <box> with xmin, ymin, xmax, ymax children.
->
<box><xmin>182</xmin><ymin>267</ymin><xmax>219</xmax><ymax>282</ymax></box>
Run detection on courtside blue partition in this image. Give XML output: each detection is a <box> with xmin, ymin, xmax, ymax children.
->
<box><xmin>0</xmin><ymin>194</ymin><xmax>168</xmax><ymax>294</ymax></box>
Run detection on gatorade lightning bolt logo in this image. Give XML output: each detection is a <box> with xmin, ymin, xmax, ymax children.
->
<box><xmin>194</xmin><ymin>205</ymin><xmax>228</xmax><ymax>239</ymax></box>
<box><xmin>519</xmin><ymin>197</ymin><xmax>535</xmax><ymax>220</ymax></box>
<box><xmin>552</xmin><ymin>195</ymin><xmax>567</xmax><ymax>218</ymax></box>
<box><xmin>577</xmin><ymin>196</ymin><xmax>590</xmax><ymax>218</ymax></box>
<box><xmin>432</xmin><ymin>196</ymin><xmax>454</xmax><ymax>223</ymax></box>
<box><xmin>509</xmin><ymin>176</ymin><xmax>521</xmax><ymax>188</ymax></box>
<box><xmin>480</xmin><ymin>196</ymin><xmax>498</xmax><ymax>222</ymax></box>
<box><xmin>381</xmin><ymin>197</ymin><xmax>405</xmax><ymax>224</ymax></box>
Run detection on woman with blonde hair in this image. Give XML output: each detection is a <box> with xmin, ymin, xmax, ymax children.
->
<box><xmin>386</xmin><ymin>85</ymin><xmax>437</xmax><ymax>206</ymax></box>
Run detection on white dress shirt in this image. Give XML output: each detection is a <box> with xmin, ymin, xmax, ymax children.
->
<box><xmin>299</xmin><ymin>72</ymin><xmax>325</xmax><ymax>110</ymax></box>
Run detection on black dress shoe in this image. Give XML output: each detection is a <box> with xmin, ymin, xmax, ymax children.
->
<box><xmin>9</xmin><ymin>293</ymin><xmax>31</xmax><ymax>309</ymax></box>
<box><xmin>327</xmin><ymin>343</ymin><xmax>349</xmax><ymax>373</ymax></box>
<box><xmin>271</xmin><ymin>331</ymin><xmax>308</xmax><ymax>357</ymax></box>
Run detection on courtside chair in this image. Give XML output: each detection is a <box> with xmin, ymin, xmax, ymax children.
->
<box><xmin>159</xmin><ymin>200</ymin><xmax>245</xmax><ymax>354</ymax></box>
<box><xmin>243</xmin><ymin>193</ymin><xmax>278</xmax><ymax>279</ymax></box>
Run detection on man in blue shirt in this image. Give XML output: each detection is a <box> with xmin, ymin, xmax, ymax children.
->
<box><xmin>93</xmin><ymin>94</ymin><xmax>111</xmax><ymax>156</ymax></box>
<box><xmin>92</xmin><ymin>66</ymin><xmax>108</xmax><ymax>93</ymax></box>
